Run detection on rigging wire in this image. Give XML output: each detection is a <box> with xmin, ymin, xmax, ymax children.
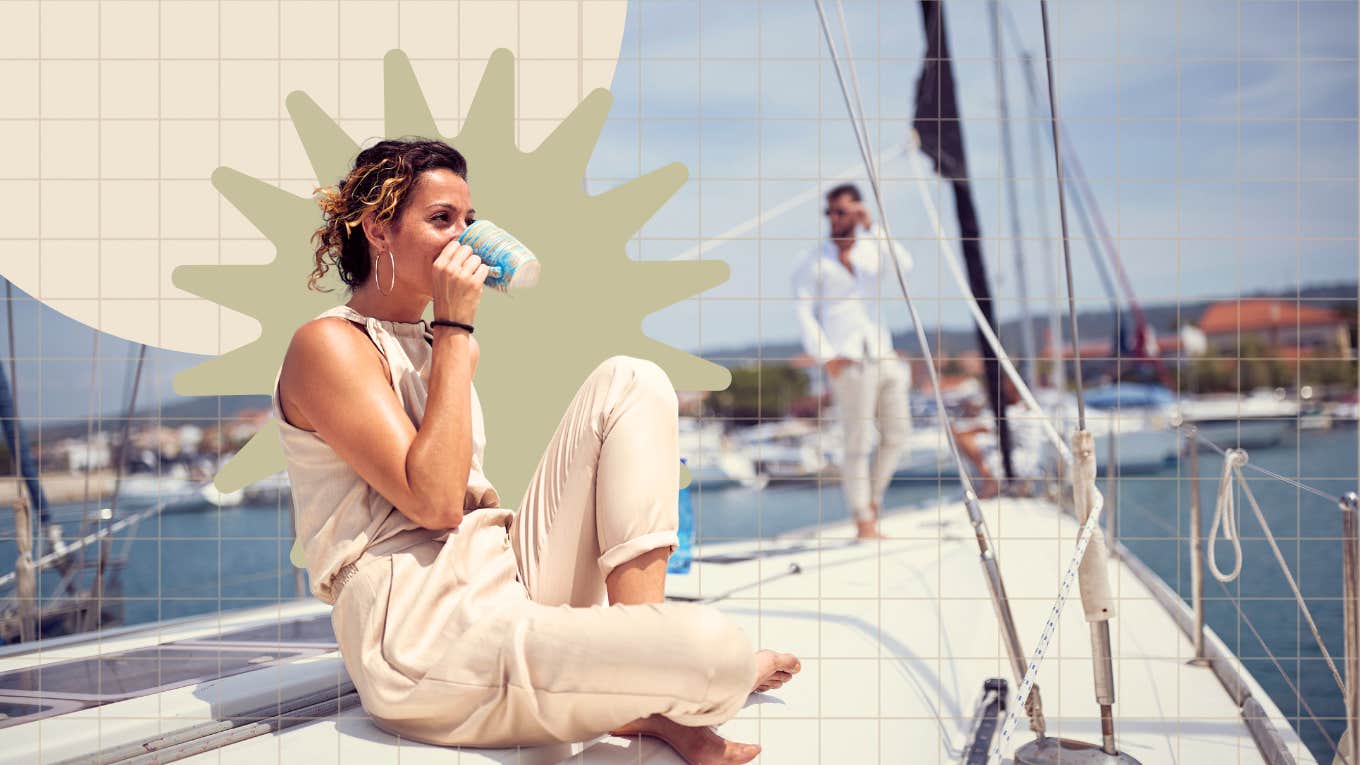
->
<box><xmin>987</xmin><ymin>0</ymin><xmax>1039</xmax><ymax>384</ymax></box>
<box><xmin>821</xmin><ymin>0</ymin><xmax>1077</xmax><ymax>467</ymax></box>
<box><xmin>831</xmin><ymin>0</ymin><xmax>879</xmax><ymax>186</ymax></box>
<box><xmin>0</xmin><ymin>499</ymin><xmax>169</xmax><ymax>591</ymax></box>
<box><xmin>812</xmin><ymin>0</ymin><xmax>1050</xmax><ymax>740</ymax></box>
<box><xmin>668</xmin><ymin>144</ymin><xmax>910</xmax><ymax>262</ymax></box>
<box><xmin>1215</xmin><ymin>573</ymin><xmax>1350</xmax><ymax>765</ymax></box>
<box><xmin>992</xmin><ymin>4</ymin><xmax>1120</xmax><ymax>757</ymax></box>
<box><xmin>902</xmin><ymin>145</ymin><xmax>1071</xmax><ymax>462</ymax></box>
<box><xmin>1184</xmin><ymin>426</ymin><xmax>1346</xmax><ymax>506</ymax></box>
<box><xmin>1017</xmin><ymin>48</ymin><xmax>1066</xmax><ymax>391</ymax></box>
<box><xmin>1038</xmin><ymin>0</ymin><xmax>1086</xmax><ymax>431</ymax></box>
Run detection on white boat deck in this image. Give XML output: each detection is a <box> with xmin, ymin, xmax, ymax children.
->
<box><xmin>0</xmin><ymin>498</ymin><xmax>1314</xmax><ymax>764</ymax></box>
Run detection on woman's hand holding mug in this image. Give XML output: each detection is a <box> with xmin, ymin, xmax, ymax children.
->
<box><xmin>431</xmin><ymin>241</ymin><xmax>490</xmax><ymax>326</ymax></box>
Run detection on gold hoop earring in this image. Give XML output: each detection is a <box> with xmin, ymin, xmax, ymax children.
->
<box><xmin>375</xmin><ymin>248</ymin><xmax>396</xmax><ymax>296</ymax></box>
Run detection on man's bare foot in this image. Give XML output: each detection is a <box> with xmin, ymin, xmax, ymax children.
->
<box><xmin>854</xmin><ymin>501</ymin><xmax>887</xmax><ymax>540</ymax></box>
<box><xmin>855</xmin><ymin>518</ymin><xmax>885</xmax><ymax>540</ymax></box>
<box><xmin>752</xmin><ymin>648</ymin><xmax>801</xmax><ymax>693</ymax></box>
<box><xmin>609</xmin><ymin>714</ymin><xmax>760</xmax><ymax>765</ymax></box>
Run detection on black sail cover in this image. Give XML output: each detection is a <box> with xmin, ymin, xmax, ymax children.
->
<box><xmin>912</xmin><ymin>0</ymin><xmax>968</xmax><ymax>180</ymax></box>
<box><xmin>912</xmin><ymin>0</ymin><xmax>1014</xmax><ymax>479</ymax></box>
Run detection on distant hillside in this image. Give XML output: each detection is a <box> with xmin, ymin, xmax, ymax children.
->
<box><xmin>700</xmin><ymin>280</ymin><xmax>1358</xmax><ymax>366</ymax></box>
<box><xmin>37</xmin><ymin>395</ymin><xmax>270</xmax><ymax>442</ymax></box>
<box><xmin>27</xmin><ymin>281</ymin><xmax>1357</xmax><ymax>435</ymax></box>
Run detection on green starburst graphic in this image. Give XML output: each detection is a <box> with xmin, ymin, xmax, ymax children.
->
<box><xmin>172</xmin><ymin>49</ymin><xmax>728</xmax><ymax>540</ymax></box>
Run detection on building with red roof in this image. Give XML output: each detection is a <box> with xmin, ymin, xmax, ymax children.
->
<box><xmin>1197</xmin><ymin>299</ymin><xmax>1352</xmax><ymax>358</ymax></box>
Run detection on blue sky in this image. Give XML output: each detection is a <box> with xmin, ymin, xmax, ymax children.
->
<box><xmin>585</xmin><ymin>0</ymin><xmax>1359</xmax><ymax>356</ymax></box>
<box><xmin>11</xmin><ymin>0</ymin><xmax>1359</xmax><ymax>421</ymax></box>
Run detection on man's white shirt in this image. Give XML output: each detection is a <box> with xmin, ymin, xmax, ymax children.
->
<box><xmin>791</xmin><ymin>226</ymin><xmax>914</xmax><ymax>365</ymax></box>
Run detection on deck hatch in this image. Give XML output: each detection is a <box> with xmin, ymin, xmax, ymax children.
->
<box><xmin>0</xmin><ymin>645</ymin><xmax>310</xmax><ymax>702</ymax></box>
<box><xmin>0</xmin><ymin>694</ymin><xmax>89</xmax><ymax>729</ymax></box>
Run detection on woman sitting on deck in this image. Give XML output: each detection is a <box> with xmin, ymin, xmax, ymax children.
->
<box><xmin>270</xmin><ymin>138</ymin><xmax>799</xmax><ymax>764</ymax></box>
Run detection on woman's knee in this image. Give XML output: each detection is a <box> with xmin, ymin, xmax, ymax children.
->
<box><xmin>598</xmin><ymin>355</ymin><xmax>678</xmax><ymax>408</ymax></box>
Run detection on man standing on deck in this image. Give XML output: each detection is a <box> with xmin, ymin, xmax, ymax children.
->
<box><xmin>792</xmin><ymin>184</ymin><xmax>914</xmax><ymax>540</ymax></box>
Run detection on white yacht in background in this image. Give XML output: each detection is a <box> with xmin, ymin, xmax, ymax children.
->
<box><xmin>198</xmin><ymin>481</ymin><xmax>245</xmax><ymax>507</ymax></box>
<box><xmin>1079</xmin><ymin>384</ymin><xmax>1181</xmax><ymax>474</ymax></box>
<box><xmin>1087</xmin><ymin>414</ymin><xmax>1181</xmax><ymax>474</ymax></box>
<box><xmin>1177</xmin><ymin>388</ymin><xmax>1299</xmax><ymax>450</ymax></box>
<box><xmin>729</xmin><ymin>419</ymin><xmax>829</xmax><ymax>480</ymax></box>
<box><xmin>813</xmin><ymin>419</ymin><xmax>959</xmax><ymax>481</ymax></box>
<box><xmin>113</xmin><ymin>467</ymin><xmax>207</xmax><ymax>512</ymax></box>
<box><xmin>678</xmin><ymin>418</ymin><xmax>768</xmax><ymax>491</ymax></box>
<box><xmin>241</xmin><ymin>470</ymin><xmax>293</xmax><ymax>505</ymax></box>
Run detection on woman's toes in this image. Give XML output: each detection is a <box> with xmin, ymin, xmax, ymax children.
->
<box><xmin>729</xmin><ymin>742</ymin><xmax>761</xmax><ymax>763</ymax></box>
<box><xmin>752</xmin><ymin>649</ymin><xmax>802</xmax><ymax>694</ymax></box>
<box><xmin>768</xmin><ymin>651</ymin><xmax>800</xmax><ymax>674</ymax></box>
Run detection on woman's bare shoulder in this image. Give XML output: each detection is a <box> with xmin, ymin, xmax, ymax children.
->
<box><xmin>278</xmin><ymin>317</ymin><xmax>388</xmax><ymax>431</ymax></box>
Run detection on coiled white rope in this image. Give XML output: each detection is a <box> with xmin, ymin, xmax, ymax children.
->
<box><xmin>1207</xmin><ymin>448</ymin><xmax>1247</xmax><ymax>583</ymax></box>
<box><xmin>1210</xmin><ymin>449</ymin><xmax>1348</xmax><ymax>699</ymax></box>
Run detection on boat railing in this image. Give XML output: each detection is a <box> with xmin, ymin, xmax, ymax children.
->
<box><xmin>0</xmin><ymin>493</ymin><xmax>177</xmax><ymax>642</ymax></box>
<box><xmin>1150</xmin><ymin>424</ymin><xmax>1359</xmax><ymax>765</ymax></box>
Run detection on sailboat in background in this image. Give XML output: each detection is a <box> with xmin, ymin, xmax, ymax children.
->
<box><xmin>0</xmin><ymin>289</ymin><xmax>146</xmax><ymax>642</ymax></box>
<box><xmin>0</xmin><ymin>286</ymin><xmax>264</xmax><ymax>643</ymax></box>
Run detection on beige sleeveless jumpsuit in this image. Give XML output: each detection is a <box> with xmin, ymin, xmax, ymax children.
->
<box><xmin>270</xmin><ymin>304</ymin><xmax>757</xmax><ymax>747</ymax></box>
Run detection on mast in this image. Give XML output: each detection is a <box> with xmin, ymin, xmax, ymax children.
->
<box><xmin>988</xmin><ymin>0</ymin><xmax>1037</xmax><ymax>386</ymax></box>
<box><xmin>1018</xmin><ymin>51</ymin><xmax>1066</xmax><ymax>393</ymax></box>
<box><xmin>1059</xmin><ymin>139</ymin><xmax>1172</xmax><ymax>385</ymax></box>
<box><xmin>1009</xmin><ymin>4</ymin><xmax>1138</xmax><ymax>762</ymax></box>
<box><xmin>0</xmin><ymin>286</ymin><xmax>151</xmax><ymax>642</ymax></box>
<box><xmin>1</xmin><ymin>281</ymin><xmax>43</xmax><ymax>642</ymax></box>
<box><xmin>2</xmin><ymin>282</ymin><xmax>51</xmax><ymax>526</ymax></box>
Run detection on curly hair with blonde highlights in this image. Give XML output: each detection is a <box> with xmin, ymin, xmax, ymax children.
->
<box><xmin>308</xmin><ymin>138</ymin><xmax>468</xmax><ymax>292</ymax></box>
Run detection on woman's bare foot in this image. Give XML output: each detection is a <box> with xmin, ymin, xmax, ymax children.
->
<box><xmin>752</xmin><ymin>648</ymin><xmax>801</xmax><ymax>693</ymax></box>
<box><xmin>610</xmin><ymin>714</ymin><xmax>760</xmax><ymax>764</ymax></box>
